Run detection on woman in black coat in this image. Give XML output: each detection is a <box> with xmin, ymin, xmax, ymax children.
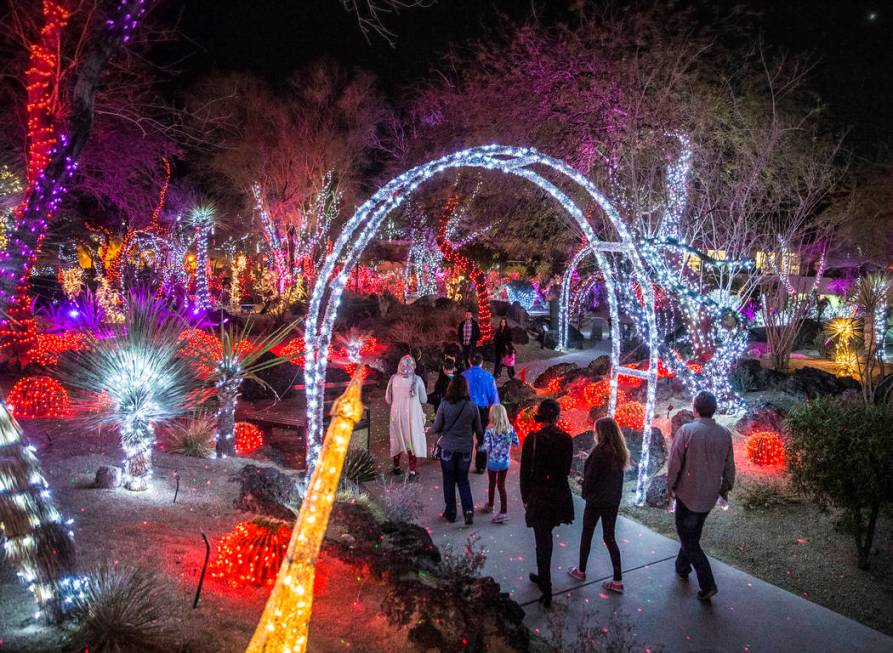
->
<box><xmin>520</xmin><ymin>399</ymin><xmax>574</xmax><ymax>608</ymax></box>
<box><xmin>492</xmin><ymin>319</ymin><xmax>513</xmax><ymax>379</ymax></box>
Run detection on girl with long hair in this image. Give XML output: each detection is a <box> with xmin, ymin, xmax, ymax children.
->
<box><xmin>479</xmin><ymin>403</ymin><xmax>519</xmax><ymax>523</ymax></box>
<box><xmin>568</xmin><ymin>417</ymin><xmax>630</xmax><ymax>593</ymax></box>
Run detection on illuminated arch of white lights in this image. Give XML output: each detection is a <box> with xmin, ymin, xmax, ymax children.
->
<box><xmin>304</xmin><ymin>145</ymin><xmax>660</xmax><ymax>504</ymax></box>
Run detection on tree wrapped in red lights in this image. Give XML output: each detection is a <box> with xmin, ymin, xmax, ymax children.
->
<box><xmin>746</xmin><ymin>431</ymin><xmax>786</xmax><ymax>466</ymax></box>
<box><xmin>436</xmin><ymin>194</ymin><xmax>491</xmax><ymax>342</ymax></box>
<box><xmin>234</xmin><ymin>422</ymin><xmax>264</xmax><ymax>456</ymax></box>
<box><xmin>7</xmin><ymin>375</ymin><xmax>71</xmax><ymax>419</ymax></box>
<box><xmin>209</xmin><ymin>518</ymin><xmax>292</xmax><ymax>589</ymax></box>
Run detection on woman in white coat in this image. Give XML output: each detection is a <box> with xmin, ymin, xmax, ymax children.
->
<box><xmin>386</xmin><ymin>354</ymin><xmax>428</xmax><ymax>481</ymax></box>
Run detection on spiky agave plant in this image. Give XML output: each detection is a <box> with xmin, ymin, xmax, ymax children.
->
<box><xmin>182</xmin><ymin>319</ymin><xmax>300</xmax><ymax>457</ymax></box>
<box><xmin>65</xmin><ymin>295</ymin><xmax>195</xmax><ymax>491</ymax></box>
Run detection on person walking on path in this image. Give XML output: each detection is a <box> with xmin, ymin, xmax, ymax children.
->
<box><xmin>479</xmin><ymin>403</ymin><xmax>520</xmax><ymax>523</ymax></box>
<box><xmin>520</xmin><ymin>398</ymin><xmax>574</xmax><ymax>609</ymax></box>
<box><xmin>567</xmin><ymin>417</ymin><xmax>629</xmax><ymax>593</ymax></box>
<box><xmin>457</xmin><ymin>309</ymin><xmax>481</xmax><ymax>367</ymax></box>
<box><xmin>385</xmin><ymin>355</ymin><xmax>428</xmax><ymax>481</ymax></box>
<box><xmin>428</xmin><ymin>356</ymin><xmax>456</xmax><ymax>410</ymax></box>
<box><xmin>462</xmin><ymin>352</ymin><xmax>499</xmax><ymax>473</ymax></box>
<box><xmin>431</xmin><ymin>375</ymin><xmax>483</xmax><ymax>525</ymax></box>
<box><xmin>493</xmin><ymin>318</ymin><xmax>513</xmax><ymax>379</ymax></box>
<box><xmin>666</xmin><ymin>390</ymin><xmax>736</xmax><ymax>602</ymax></box>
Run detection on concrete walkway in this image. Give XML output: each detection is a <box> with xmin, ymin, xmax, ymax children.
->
<box><xmin>409</xmin><ymin>457</ymin><xmax>893</xmax><ymax>653</ymax></box>
<box><xmin>517</xmin><ymin>339</ymin><xmax>611</xmax><ymax>384</ymax></box>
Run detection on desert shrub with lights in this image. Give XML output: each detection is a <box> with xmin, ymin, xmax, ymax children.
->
<box><xmin>785</xmin><ymin>397</ymin><xmax>893</xmax><ymax>569</ymax></box>
<box><xmin>745</xmin><ymin>431</ymin><xmax>786</xmax><ymax>466</ymax></box>
<box><xmin>62</xmin><ymin>297</ymin><xmax>197</xmax><ymax>491</ymax></box>
<box><xmin>614</xmin><ymin>401</ymin><xmax>646</xmax><ymax>430</ymax></box>
<box><xmin>7</xmin><ymin>375</ymin><xmax>71</xmax><ymax>419</ymax></box>
<box><xmin>180</xmin><ymin>319</ymin><xmax>297</xmax><ymax>457</ymax></box>
<box><xmin>210</xmin><ymin>518</ymin><xmax>293</xmax><ymax>589</ymax></box>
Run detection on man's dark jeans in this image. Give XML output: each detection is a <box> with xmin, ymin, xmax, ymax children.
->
<box><xmin>440</xmin><ymin>450</ymin><xmax>474</xmax><ymax>521</ymax></box>
<box><xmin>474</xmin><ymin>405</ymin><xmax>489</xmax><ymax>471</ymax></box>
<box><xmin>674</xmin><ymin>499</ymin><xmax>717</xmax><ymax>592</ymax></box>
<box><xmin>533</xmin><ymin>523</ymin><xmax>554</xmax><ymax>594</ymax></box>
<box><xmin>461</xmin><ymin>343</ymin><xmax>475</xmax><ymax>367</ymax></box>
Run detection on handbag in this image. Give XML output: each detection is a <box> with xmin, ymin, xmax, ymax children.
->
<box><xmin>502</xmin><ymin>352</ymin><xmax>516</xmax><ymax>366</ymax></box>
<box><xmin>430</xmin><ymin>402</ymin><xmax>466</xmax><ymax>459</ymax></box>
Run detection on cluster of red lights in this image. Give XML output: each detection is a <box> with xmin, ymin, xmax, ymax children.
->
<box><xmin>437</xmin><ymin>195</ymin><xmax>492</xmax><ymax>342</ymax></box>
<box><xmin>513</xmin><ymin>407</ymin><xmax>538</xmax><ymax>443</ymax></box>
<box><xmin>580</xmin><ymin>379</ymin><xmax>626</xmax><ymax>408</ymax></box>
<box><xmin>7</xmin><ymin>375</ymin><xmax>70</xmax><ymax>419</ymax></box>
<box><xmin>746</xmin><ymin>431</ymin><xmax>786</xmax><ymax>466</ymax></box>
<box><xmin>234</xmin><ymin>422</ymin><xmax>264</xmax><ymax>456</ymax></box>
<box><xmin>178</xmin><ymin>329</ymin><xmax>256</xmax><ymax>379</ymax></box>
<box><xmin>271</xmin><ymin>335</ymin><xmax>306</xmax><ymax>367</ymax></box>
<box><xmin>209</xmin><ymin>519</ymin><xmax>292</xmax><ymax>589</ymax></box>
<box><xmin>26</xmin><ymin>331</ymin><xmax>89</xmax><ymax>366</ymax></box>
<box><xmin>614</xmin><ymin>401</ymin><xmax>646</xmax><ymax>430</ymax></box>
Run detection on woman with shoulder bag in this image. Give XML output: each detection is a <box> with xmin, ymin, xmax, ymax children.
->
<box><xmin>431</xmin><ymin>375</ymin><xmax>483</xmax><ymax>525</ymax></box>
<box><xmin>520</xmin><ymin>398</ymin><xmax>574</xmax><ymax>608</ymax></box>
<box><xmin>493</xmin><ymin>318</ymin><xmax>513</xmax><ymax>379</ymax></box>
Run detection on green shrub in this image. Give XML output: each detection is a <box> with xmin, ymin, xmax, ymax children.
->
<box><xmin>738</xmin><ymin>480</ymin><xmax>796</xmax><ymax>511</ymax></box>
<box><xmin>340</xmin><ymin>448</ymin><xmax>378</xmax><ymax>488</ymax></box>
<box><xmin>67</xmin><ymin>564</ymin><xmax>172</xmax><ymax>653</ymax></box>
<box><xmin>164</xmin><ymin>413</ymin><xmax>216</xmax><ymax>457</ymax></box>
<box><xmin>785</xmin><ymin>397</ymin><xmax>893</xmax><ymax>569</ymax></box>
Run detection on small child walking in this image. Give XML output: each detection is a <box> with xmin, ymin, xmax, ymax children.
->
<box><xmin>479</xmin><ymin>404</ymin><xmax>520</xmax><ymax>523</ymax></box>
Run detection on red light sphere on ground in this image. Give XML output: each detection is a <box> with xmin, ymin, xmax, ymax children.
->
<box><xmin>234</xmin><ymin>422</ymin><xmax>264</xmax><ymax>455</ymax></box>
<box><xmin>615</xmin><ymin>401</ymin><xmax>646</xmax><ymax>430</ymax></box>
<box><xmin>209</xmin><ymin>519</ymin><xmax>292</xmax><ymax>588</ymax></box>
<box><xmin>7</xmin><ymin>376</ymin><xmax>70</xmax><ymax>419</ymax></box>
<box><xmin>746</xmin><ymin>431</ymin><xmax>786</xmax><ymax>466</ymax></box>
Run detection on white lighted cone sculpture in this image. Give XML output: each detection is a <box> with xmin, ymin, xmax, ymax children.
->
<box><xmin>302</xmin><ymin>145</ymin><xmax>660</xmax><ymax>504</ymax></box>
<box><xmin>245</xmin><ymin>367</ymin><xmax>365</xmax><ymax>653</ymax></box>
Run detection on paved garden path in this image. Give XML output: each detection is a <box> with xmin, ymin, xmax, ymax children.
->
<box><xmin>516</xmin><ymin>339</ymin><xmax>611</xmax><ymax>383</ymax></box>
<box><xmin>408</xmin><ymin>457</ymin><xmax>893</xmax><ymax>652</ymax></box>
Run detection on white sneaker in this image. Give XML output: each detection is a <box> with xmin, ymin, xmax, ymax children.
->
<box><xmin>491</xmin><ymin>513</ymin><xmax>508</xmax><ymax>523</ymax></box>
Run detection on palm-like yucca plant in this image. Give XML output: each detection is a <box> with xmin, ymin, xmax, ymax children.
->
<box><xmin>182</xmin><ymin>319</ymin><xmax>301</xmax><ymax>457</ymax></box>
<box><xmin>65</xmin><ymin>296</ymin><xmax>196</xmax><ymax>491</ymax></box>
<box><xmin>849</xmin><ymin>272</ymin><xmax>892</xmax><ymax>401</ymax></box>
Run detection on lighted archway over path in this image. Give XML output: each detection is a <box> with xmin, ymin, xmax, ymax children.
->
<box><xmin>304</xmin><ymin>145</ymin><xmax>660</xmax><ymax>503</ymax></box>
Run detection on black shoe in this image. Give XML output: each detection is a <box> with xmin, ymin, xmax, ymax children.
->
<box><xmin>539</xmin><ymin>592</ymin><xmax>552</xmax><ymax>609</ymax></box>
<box><xmin>407</xmin><ymin>471</ymin><xmax>419</xmax><ymax>482</ymax></box>
<box><xmin>676</xmin><ymin>572</ymin><xmax>690</xmax><ymax>582</ymax></box>
<box><xmin>529</xmin><ymin>573</ymin><xmax>541</xmax><ymax>586</ymax></box>
<box><xmin>464</xmin><ymin>511</ymin><xmax>474</xmax><ymax>526</ymax></box>
<box><xmin>391</xmin><ymin>467</ymin><xmax>403</xmax><ymax>476</ymax></box>
<box><xmin>697</xmin><ymin>587</ymin><xmax>718</xmax><ymax>601</ymax></box>
<box><xmin>440</xmin><ymin>512</ymin><xmax>456</xmax><ymax>523</ymax></box>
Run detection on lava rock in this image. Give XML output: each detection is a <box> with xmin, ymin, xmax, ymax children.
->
<box><xmin>507</xmin><ymin>302</ymin><xmax>529</xmax><ymax>328</ymax></box>
<box><xmin>533</xmin><ymin>362</ymin><xmax>579</xmax><ymax>389</ymax></box>
<box><xmin>623</xmin><ymin>427</ymin><xmax>668</xmax><ymax>481</ymax></box>
<box><xmin>587</xmin><ymin>355</ymin><xmax>611</xmax><ymax>377</ymax></box>
<box><xmin>499</xmin><ymin>378</ymin><xmax>537</xmax><ymax>407</ymax></box>
<box><xmin>735</xmin><ymin>401</ymin><xmax>788</xmax><ymax>436</ymax></box>
<box><xmin>491</xmin><ymin>300</ymin><xmax>510</xmax><ymax>317</ymax></box>
<box><xmin>94</xmin><ymin>465</ymin><xmax>122</xmax><ymax>489</ymax></box>
<box><xmin>232</xmin><ymin>464</ymin><xmax>302</xmax><ymax>520</ymax></box>
<box><xmin>670</xmin><ymin>410</ymin><xmax>695</xmax><ymax>440</ymax></box>
<box><xmin>645</xmin><ymin>474</ymin><xmax>669</xmax><ymax>507</ymax></box>
<box><xmin>783</xmin><ymin>366</ymin><xmax>860</xmax><ymax>399</ymax></box>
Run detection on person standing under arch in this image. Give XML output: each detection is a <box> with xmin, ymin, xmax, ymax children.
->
<box><xmin>386</xmin><ymin>355</ymin><xmax>428</xmax><ymax>481</ymax></box>
<box><xmin>457</xmin><ymin>309</ymin><xmax>481</xmax><ymax>368</ymax></box>
<box><xmin>520</xmin><ymin>399</ymin><xmax>574</xmax><ymax>609</ymax></box>
<box><xmin>493</xmin><ymin>318</ymin><xmax>514</xmax><ymax>379</ymax></box>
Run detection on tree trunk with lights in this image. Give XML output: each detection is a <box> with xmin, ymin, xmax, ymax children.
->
<box><xmin>216</xmin><ymin>379</ymin><xmax>240</xmax><ymax>458</ymax></box>
<box><xmin>122</xmin><ymin>422</ymin><xmax>154</xmax><ymax>491</ymax></box>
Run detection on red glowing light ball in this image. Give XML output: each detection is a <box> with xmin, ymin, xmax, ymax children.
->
<box><xmin>513</xmin><ymin>407</ymin><xmax>538</xmax><ymax>443</ymax></box>
<box><xmin>234</xmin><ymin>422</ymin><xmax>264</xmax><ymax>455</ymax></box>
<box><xmin>614</xmin><ymin>401</ymin><xmax>646</xmax><ymax>430</ymax></box>
<box><xmin>7</xmin><ymin>376</ymin><xmax>70</xmax><ymax>419</ymax></box>
<box><xmin>209</xmin><ymin>518</ymin><xmax>292</xmax><ymax>588</ymax></box>
<box><xmin>580</xmin><ymin>379</ymin><xmax>626</xmax><ymax>408</ymax></box>
<box><xmin>271</xmin><ymin>335</ymin><xmax>306</xmax><ymax>367</ymax></box>
<box><xmin>746</xmin><ymin>431</ymin><xmax>786</xmax><ymax>466</ymax></box>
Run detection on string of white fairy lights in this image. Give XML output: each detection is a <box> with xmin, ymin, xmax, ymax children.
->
<box><xmin>302</xmin><ymin>145</ymin><xmax>660</xmax><ymax>504</ymax></box>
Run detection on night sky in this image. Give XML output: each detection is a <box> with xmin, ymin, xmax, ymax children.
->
<box><xmin>162</xmin><ymin>0</ymin><xmax>893</xmax><ymax>158</ymax></box>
